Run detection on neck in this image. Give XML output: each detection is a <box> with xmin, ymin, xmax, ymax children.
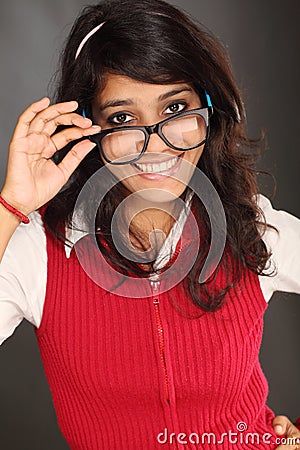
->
<box><xmin>132</xmin><ymin>208</ymin><xmax>174</xmax><ymax>244</ymax></box>
<box><xmin>127</xmin><ymin>200</ymin><xmax>181</xmax><ymax>252</ymax></box>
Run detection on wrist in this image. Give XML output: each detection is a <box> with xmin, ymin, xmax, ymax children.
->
<box><xmin>0</xmin><ymin>201</ymin><xmax>22</xmax><ymax>226</ymax></box>
<box><xmin>0</xmin><ymin>188</ymin><xmax>30</xmax><ymax>214</ymax></box>
<box><xmin>0</xmin><ymin>193</ymin><xmax>30</xmax><ymax>224</ymax></box>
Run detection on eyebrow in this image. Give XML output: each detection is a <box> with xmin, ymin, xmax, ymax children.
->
<box><xmin>98</xmin><ymin>87</ymin><xmax>194</xmax><ymax>112</ymax></box>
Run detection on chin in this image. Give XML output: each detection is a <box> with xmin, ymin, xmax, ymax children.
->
<box><xmin>122</xmin><ymin>177</ymin><xmax>188</xmax><ymax>204</ymax></box>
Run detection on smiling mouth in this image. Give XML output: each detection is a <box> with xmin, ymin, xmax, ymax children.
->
<box><xmin>132</xmin><ymin>154</ymin><xmax>183</xmax><ymax>173</ymax></box>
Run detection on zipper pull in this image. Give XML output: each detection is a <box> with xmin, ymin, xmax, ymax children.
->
<box><xmin>149</xmin><ymin>273</ymin><xmax>161</xmax><ymax>296</ymax></box>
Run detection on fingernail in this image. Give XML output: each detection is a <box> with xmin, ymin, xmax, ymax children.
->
<box><xmin>274</xmin><ymin>425</ymin><xmax>283</xmax><ymax>435</ymax></box>
<box><xmin>92</xmin><ymin>125</ymin><xmax>101</xmax><ymax>129</ymax></box>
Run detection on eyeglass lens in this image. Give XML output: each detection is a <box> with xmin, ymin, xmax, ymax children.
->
<box><xmin>101</xmin><ymin>113</ymin><xmax>207</xmax><ymax>163</ymax></box>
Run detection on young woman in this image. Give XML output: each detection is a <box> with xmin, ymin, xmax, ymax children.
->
<box><xmin>0</xmin><ymin>0</ymin><xmax>299</xmax><ymax>448</ymax></box>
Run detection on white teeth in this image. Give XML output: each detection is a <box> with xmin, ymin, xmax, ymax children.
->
<box><xmin>134</xmin><ymin>157</ymin><xmax>179</xmax><ymax>173</ymax></box>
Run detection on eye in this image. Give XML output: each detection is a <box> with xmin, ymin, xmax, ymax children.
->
<box><xmin>165</xmin><ymin>102</ymin><xmax>187</xmax><ymax>114</ymax></box>
<box><xmin>107</xmin><ymin>112</ymin><xmax>134</xmax><ymax>126</ymax></box>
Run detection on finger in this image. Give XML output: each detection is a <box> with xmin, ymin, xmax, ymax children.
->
<box><xmin>13</xmin><ymin>97</ymin><xmax>51</xmax><ymax>139</ymax></box>
<box><xmin>274</xmin><ymin>418</ymin><xmax>300</xmax><ymax>449</ymax></box>
<box><xmin>273</xmin><ymin>416</ymin><xmax>300</xmax><ymax>449</ymax></box>
<box><xmin>56</xmin><ymin>140</ymin><xmax>98</xmax><ymax>183</ymax></box>
<box><xmin>41</xmin><ymin>113</ymin><xmax>93</xmax><ymax>136</ymax></box>
<box><xmin>273</xmin><ymin>415</ymin><xmax>291</xmax><ymax>436</ymax></box>
<box><xmin>26</xmin><ymin>100</ymin><xmax>80</xmax><ymax>134</ymax></box>
<box><xmin>273</xmin><ymin>416</ymin><xmax>300</xmax><ymax>437</ymax></box>
<box><xmin>50</xmin><ymin>125</ymin><xmax>101</xmax><ymax>155</ymax></box>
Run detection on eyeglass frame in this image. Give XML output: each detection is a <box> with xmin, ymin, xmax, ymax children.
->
<box><xmin>83</xmin><ymin>91</ymin><xmax>214</xmax><ymax>166</ymax></box>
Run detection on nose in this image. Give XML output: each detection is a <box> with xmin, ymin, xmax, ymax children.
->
<box><xmin>145</xmin><ymin>131</ymin><xmax>169</xmax><ymax>155</ymax></box>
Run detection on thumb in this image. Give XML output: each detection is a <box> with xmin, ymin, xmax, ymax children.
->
<box><xmin>273</xmin><ymin>414</ymin><xmax>300</xmax><ymax>435</ymax></box>
<box><xmin>273</xmin><ymin>415</ymin><xmax>291</xmax><ymax>436</ymax></box>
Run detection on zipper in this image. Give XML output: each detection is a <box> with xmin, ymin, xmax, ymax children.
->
<box><xmin>150</xmin><ymin>276</ymin><xmax>170</xmax><ymax>406</ymax></box>
<box><xmin>151</xmin><ymin>278</ymin><xmax>181</xmax><ymax>450</ymax></box>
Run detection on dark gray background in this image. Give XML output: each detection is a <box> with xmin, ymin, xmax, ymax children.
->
<box><xmin>0</xmin><ymin>1</ymin><xmax>299</xmax><ymax>449</ymax></box>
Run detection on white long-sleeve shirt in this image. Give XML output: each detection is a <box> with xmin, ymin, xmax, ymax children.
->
<box><xmin>0</xmin><ymin>194</ymin><xmax>299</xmax><ymax>346</ymax></box>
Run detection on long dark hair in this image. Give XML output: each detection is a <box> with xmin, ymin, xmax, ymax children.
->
<box><xmin>45</xmin><ymin>0</ymin><xmax>278</xmax><ymax>312</ymax></box>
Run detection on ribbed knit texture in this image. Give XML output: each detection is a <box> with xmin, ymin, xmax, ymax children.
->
<box><xmin>35</xmin><ymin>214</ymin><xmax>278</xmax><ymax>450</ymax></box>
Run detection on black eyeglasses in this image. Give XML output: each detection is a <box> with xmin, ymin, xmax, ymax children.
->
<box><xmin>87</xmin><ymin>106</ymin><xmax>213</xmax><ymax>165</ymax></box>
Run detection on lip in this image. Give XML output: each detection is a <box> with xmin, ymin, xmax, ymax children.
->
<box><xmin>131</xmin><ymin>154</ymin><xmax>184</xmax><ymax>180</ymax></box>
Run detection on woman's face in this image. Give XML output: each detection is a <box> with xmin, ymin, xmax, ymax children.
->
<box><xmin>92</xmin><ymin>74</ymin><xmax>205</xmax><ymax>201</ymax></box>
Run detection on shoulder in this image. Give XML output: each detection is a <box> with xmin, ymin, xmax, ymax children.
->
<box><xmin>255</xmin><ymin>193</ymin><xmax>300</xmax><ymax>250</ymax></box>
<box><xmin>255</xmin><ymin>194</ymin><xmax>300</xmax><ymax>299</ymax></box>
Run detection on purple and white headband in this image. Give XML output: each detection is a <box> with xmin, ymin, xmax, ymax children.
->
<box><xmin>75</xmin><ymin>22</ymin><xmax>106</xmax><ymax>60</ymax></box>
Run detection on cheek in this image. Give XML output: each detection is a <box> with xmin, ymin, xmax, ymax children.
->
<box><xmin>184</xmin><ymin>146</ymin><xmax>204</xmax><ymax>166</ymax></box>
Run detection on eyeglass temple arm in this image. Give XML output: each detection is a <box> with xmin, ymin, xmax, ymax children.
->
<box><xmin>204</xmin><ymin>90</ymin><xmax>213</xmax><ymax>115</ymax></box>
<box><xmin>81</xmin><ymin>91</ymin><xmax>213</xmax><ymax>119</ymax></box>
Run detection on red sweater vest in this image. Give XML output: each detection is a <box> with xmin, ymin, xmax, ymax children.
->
<box><xmin>35</xmin><ymin>213</ymin><xmax>278</xmax><ymax>450</ymax></box>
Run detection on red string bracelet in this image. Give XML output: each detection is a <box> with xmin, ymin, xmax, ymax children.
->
<box><xmin>0</xmin><ymin>194</ymin><xmax>30</xmax><ymax>224</ymax></box>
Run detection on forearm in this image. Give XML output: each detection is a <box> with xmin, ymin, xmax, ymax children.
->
<box><xmin>0</xmin><ymin>203</ymin><xmax>21</xmax><ymax>263</ymax></box>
